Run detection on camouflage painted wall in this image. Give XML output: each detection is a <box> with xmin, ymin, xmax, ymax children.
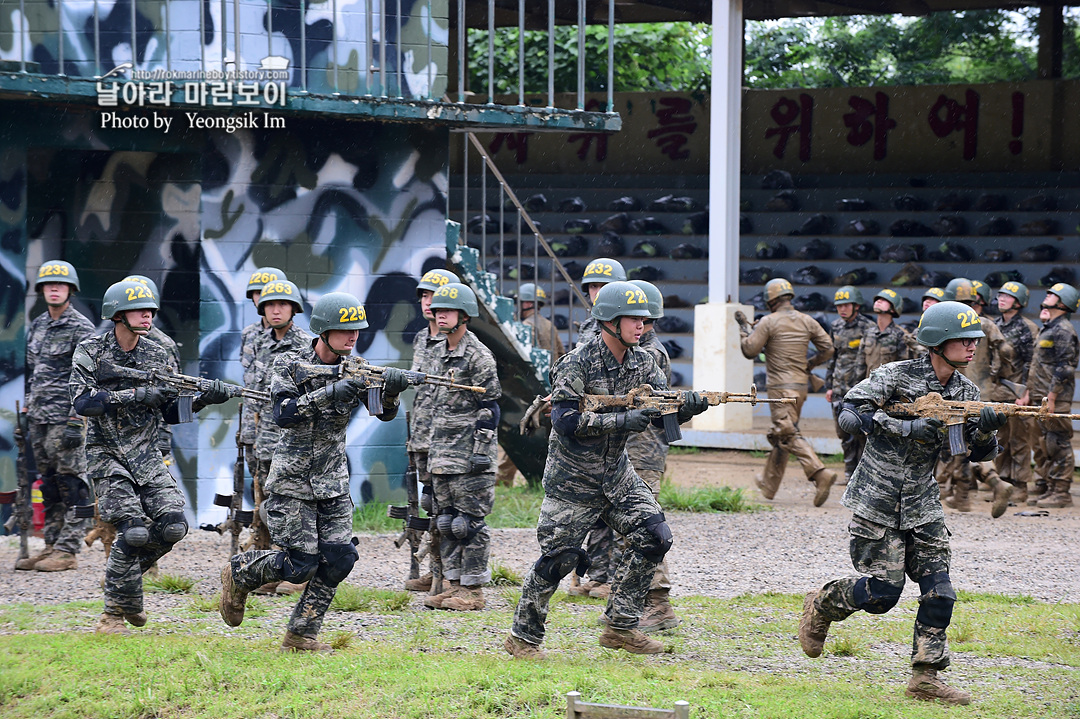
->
<box><xmin>0</xmin><ymin>102</ymin><xmax>450</xmax><ymax>526</ymax></box>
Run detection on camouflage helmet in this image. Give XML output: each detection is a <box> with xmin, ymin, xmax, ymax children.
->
<box><xmin>101</xmin><ymin>279</ymin><xmax>159</xmax><ymax>320</ymax></box>
<box><xmin>629</xmin><ymin>279</ymin><xmax>664</xmax><ymax>320</ymax></box>
<box><xmin>874</xmin><ymin>288</ymin><xmax>902</xmax><ymax>317</ymax></box>
<box><xmin>1046</xmin><ymin>282</ymin><xmax>1080</xmax><ymax>313</ymax></box>
<box><xmin>122</xmin><ymin>274</ymin><xmax>159</xmax><ymax>298</ymax></box>
<box><xmin>944</xmin><ymin>277</ymin><xmax>976</xmax><ymax>304</ymax></box>
<box><xmin>246</xmin><ymin>267</ymin><xmax>287</xmax><ymax>298</ymax></box>
<box><xmin>430</xmin><ymin>282</ymin><xmax>479</xmax><ymax>318</ymax></box>
<box><xmin>833</xmin><ymin>285</ymin><xmax>864</xmax><ymax>307</ymax></box>
<box><xmin>922</xmin><ymin>287</ymin><xmax>947</xmax><ymax>303</ymax></box>
<box><xmin>35</xmin><ymin>260</ymin><xmax>80</xmax><ymax>292</ymax></box>
<box><xmin>916</xmin><ymin>301</ymin><xmax>985</xmax><ymax>347</ymax></box>
<box><xmin>580</xmin><ymin>257</ymin><xmax>627</xmax><ymax>292</ymax></box>
<box><xmin>516</xmin><ymin>283</ymin><xmax>548</xmax><ymax>305</ymax></box>
<box><xmin>308</xmin><ymin>291</ymin><xmax>368</xmax><ymax>334</ymax></box>
<box><xmin>591</xmin><ymin>281</ymin><xmax>653</xmax><ymax>321</ymax></box>
<box><xmin>257</xmin><ymin>279</ymin><xmax>304</xmax><ymax>316</ymax></box>
<box><xmin>764</xmin><ymin>278</ymin><xmax>795</xmax><ymax>304</ymax></box>
<box><xmin>969</xmin><ymin>279</ymin><xmax>991</xmax><ymax>305</ymax></box>
<box><xmin>416</xmin><ymin>268</ymin><xmax>459</xmax><ymax>298</ymax></box>
<box><xmin>996</xmin><ymin>280</ymin><xmax>1029</xmax><ymax>308</ymax></box>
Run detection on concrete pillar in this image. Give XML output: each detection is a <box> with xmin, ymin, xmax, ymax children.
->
<box><xmin>692</xmin><ymin>0</ymin><xmax>753</xmax><ymax>431</ymax></box>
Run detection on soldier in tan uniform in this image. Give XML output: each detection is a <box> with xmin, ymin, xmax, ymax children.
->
<box><xmin>737</xmin><ymin>278</ymin><xmax>836</xmax><ymax>505</ymax></box>
<box><xmin>993</xmin><ymin>281</ymin><xmax>1040</xmax><ymax>503</ymax></box>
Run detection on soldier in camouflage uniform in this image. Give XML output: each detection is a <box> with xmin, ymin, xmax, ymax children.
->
<box><xmin>993</xmin><ymin>281</ymin><xmax>1040</xmax><ymax>503</ymax></box>
<box><xmin>799</xmin><ymin>301</ymin><xmax>1006</xmax><ymax>706</ymax></box>
<box><xmin>575</xmin><ymin>257</ymin><xmax>626</xmax><ymax>346</ymax></box>
<box><xmin>860</xmin><ymin>289</ymin><xmax>916</xmax><ymax>374</ymax></box>
<box><xmin>504</xmin><ymin>282</ymin><xmax>709</xmax><ymax>659</ymax></box>
<box><xmin>71</xmin><ymin>280</ymin><xmax>230</xmax><ymax>634</ymax></box>
<box><xmin>921</xmin><ymin>287</ymin><xmax>946</xmax><ymax>311</ymax></box>
<box><xmin>402</xmin><ymin>268</ymin><xmax>457</xmax><ymax>592</ymax></box>
<box><xmin>824</xmin><ymin>286</ymin><xmax>873</xmax><ymax>484</ymax></box>
<box><xmin>737</xmin><ymin>278</ymin><xmax>836</xmax><ymax>505</ymax></box>
<box><xmin>496</xmin><ymin>283</ymin><xmax>566</xmax><ymax>488</ymax></box>
<box><xmin>421</xmin><ymin>283</ymin><xmax>502</xmax><ymax>612</ymax></box>
<box><xmin>18</xmin><ymin>260</ymin><xmax>96</xmax><ymax>572</ymax></box>
<box><xmin>219</xmin><ymin>292</ymin><xmax>409</xmax><ymax>652</ymax></box>
<box><xmin>1017</xmin><ymin>283</ymin><xmax>1080</xmax><ymax>509</ymax></box>
<box><xmin>239</xmin><ymin>267</ymin><xmax>288</xmax><ymax>475</ymax></box>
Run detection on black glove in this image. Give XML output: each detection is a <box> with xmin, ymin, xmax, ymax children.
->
<box><xmin>381</xmin><ymin>367</ymin><xmax>409</xmax><ymax>396</ymax></box>
<box><xmin>59</xmin><ymin>420</ymin><xmax>84</xmax><ymax>449</ymax></box>
<box><xmin>135</xmin><ymin>386</ymin><xmax>169</xmax><ymax>409</ymax></box>
<box><xmin>199</xmin><ymin>379</ymin><xmax>230</xmax><ymax>406</ymax></box>
<box><xmin>622</xmin><ymin>408</ymin><xmax>660</xmax><ymax>433</ymax></box>
<box><xmin>329</xmin><ymin>377</ymin><xmax>364</xmax><ymax>403</ymax></box>
<box><xmin>903</xmin><ymin>417</ymin><xmax>944</xmax><ymax>442</ymax></box>
<box><xmin>681</xmin><ymin>391</ymin><xmax>709</xmax><ymax>416</ymax></box>
<box><xmin>978</xmin><ymin>406</ymin><xmax>1008</xmax><ymax>432</ymax></box>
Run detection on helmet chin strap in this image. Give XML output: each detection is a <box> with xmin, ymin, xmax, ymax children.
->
<box><xmin>321</xmin><ymin>332</ymin><xmax>351</xmax><ymax>356</ymax></box>
<box><xmin>268</xmin><ymin>317</ymin><xmax>292</xmax><ymax>330</ymax></box>
<box><xmin>931</xmin><ymin>345</ymin><xmax>969</xmax><ymax>369</ymax></box>
<box><xmin>116</xmin><ymin>314</ymin><xmax>151</xmax><ymax>335</ymax></box>
<box><xmin>438</xmin><ymin>311</ymin><xmax>467</xmax><ymax>335</ymax></box>
<box><xmin>601</xmin><ymin>320</ymin><xmax>638</xmax><ymax>347</ymax></box>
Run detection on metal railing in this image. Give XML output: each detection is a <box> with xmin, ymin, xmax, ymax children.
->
<box><xmin>459</xmin><ymin>131</ymin><xmax>590</xmax><ymax>355</ymax></box>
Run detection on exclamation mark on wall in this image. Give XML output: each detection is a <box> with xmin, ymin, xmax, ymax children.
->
<box><xmin>1009</xmin><ymin>91</ymin><xmax>1024</xmax><ymax>155</ymax></box>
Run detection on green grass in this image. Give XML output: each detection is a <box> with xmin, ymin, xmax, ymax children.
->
<box><xmin>657</xmin><ymin>481</ymin><xmax>759</xmax><ymax>513</ymax></box>
<box><xmin>329</xmin><ymin>584</ymin><xmax>411</xmax><ymax>612</ymax></box>
<box><xmin>668</xmin><ymin>445</ymin><xmax>701</xmax><ymax>455</ymax></box>
<box><xmin>488</xmin><ymin>484</ymin><xmax>545</xmax><ymax>528</ymax></box>
<box><xmin>489</xmin><ymin>560</ymin><xmax>523</xmax><ymax>586</ymax></box>
<box><xmin>2</xmin><ymin>592</ymin><xmax>1079</xmax><ymax>718</ymax></box>
<box><xmin>143</xmin><ymin>572</ymin><xmax>199</xmax><ymax>594</ymax></box>
<box><xmin>352</xmin><ymin>501</ymin><xmax>401</xmax><ymax>533</ymax></box>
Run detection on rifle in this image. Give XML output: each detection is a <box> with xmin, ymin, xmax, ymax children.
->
<box><xmin>100</xmin><ymin>362</ymin><xmax>269</xmax><ymax>422</ymax></box>
<box><xmin>199</xmin><ymin>431</ymin><xmax>253</xmax><ymax>554</ymax></box>
<box><xmin>3</xmin><ymin>403</ymin><xmax>36</xmax><ymax>566</ymax></box>
<box><xmin>294</xmin><ymin>356</ymin><xmax>487</xmax><ymax>416</ymax></box>
<box><xmin>580</xmin><ymin>384</ymin><xmax>796</xmax><ymax>442</ymax></box>
<box><xmin>883</xmin><ymin>391</ymin><xmax>1080</xmax><ymax>456</ymax></box>
<box><xmin>387</xmin><ymin>413</ymin><xmax>429</xmax><ymax>581</ymax></box>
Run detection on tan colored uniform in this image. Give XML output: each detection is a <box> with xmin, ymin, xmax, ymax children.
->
<box><xmin>861</xmin><ymin>321</ymin><xmax>916</xmax><ymax>375</ymax></box>
<box><xmin>739</xmin><ymin>303</ymin><xmax>834</xmax><ymax>492</ymax></box>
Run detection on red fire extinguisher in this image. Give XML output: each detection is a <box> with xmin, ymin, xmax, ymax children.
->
<box><xmin>31</xmin><ymin>479</ymin><xmax>45</xmax><ymax>531</ymax></box>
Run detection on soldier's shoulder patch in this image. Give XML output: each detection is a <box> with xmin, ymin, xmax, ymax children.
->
<box><xmin>1039</xmin><ymin>339</ymin><xmax>1055</xmax><ymax>348</ymax></box>
<box><xmin>848</xmin><ymin>339</ymin><xmax>861</xmax><ymax>348</ymax></box>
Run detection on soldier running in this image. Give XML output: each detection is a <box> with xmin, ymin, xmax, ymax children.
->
<box><xmin>824</xmin><ymin>286</ymin><xmax>873</xmax><ymax>484</ymax></box>
<box><xmin>799</xmin><ymin>301</ymin><xmax>1007</xmax><ymax>706</ymax></box>
<box><xmin>239</xmin><ymin>267</ymin><xmax>288</xmax><ymax>478</ymax></box>
<box><xmin>219</xmin><ymin>292</ymin><xmax>409</xmax><ymax>652</ymax></box>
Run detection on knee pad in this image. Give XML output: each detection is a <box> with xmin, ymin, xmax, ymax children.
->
<box><xmin>916</xmin><ymin>571</ymin><xmax>956</xmax><ymax>628</ymax></box>
<box><xmin>534</xmin><ymin>547</ymin><xmax>590</xmax><ymax>584</ymax></box>
<box><xmin>273</xmin><ymin>548</ymin><xmax>320</xmax><ymax>584</ymax></box>
<box><xmin>117</xmin><ymin>518</ymin><xmax>150</xmax><ymax>548</ymax></box>
<box><xmin>635</xmin><ymin>512</ymin><xmax>673</xmax><ymax>563</ymax></box>
<box><xmin>421</xmin><ymin>484</ymin><xmax>433</xmax><ymax>514</ymax></box>
<box><xmin>153</xmin><ymin>511</ymin><xmax>189</xmax><ymax>545</ymax></box>
<box><xmin>39</xmin><ymin>475</ymin><xmax>62</xmax><ymax>506</ymax></box>
<box><xmin>852</xmin><ymin>576</ymin><xmax>903</xmax><ymax>614</ymax></box>
<box><xmin>436</xmin><ymin>510</ymin><xmax>455</xmax><ymax>536</ymax></box>
<box><xmin>451</xmin><ymin>513</ymin><xmax>485</xmax><ymax>541</ymax></box>
<box><xmin>317</xmin><ymin>539</ymin><xmax>359</xmax><ymax>586</ymax></box>
<box><xmin>57</xmin><ymin>474</ymin><xmax>84</xmax><ymax>506</ymax></box>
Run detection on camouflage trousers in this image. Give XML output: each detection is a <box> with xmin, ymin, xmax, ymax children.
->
<box><xmin>831</xmin><ymin>401</ymin><xmax>866</xmax><ymax>480</ymax></box>
<box><xmin>96</xmin><ymin>473</ymin><xmax>185</xmax><ymax>616</ymax></box>
<box><xmin>994</xmin><ymin>415</ymin><xmax>1034</xmax><ymax>484</ymax></box>
<box><xmin>432</xmin><ymin>470</ymin><xmax>495</xmax><ymax>586</ymax></box>
<box><xmin>29</xmin><ymin>422</ymin><xmax>91</xmax><ymax>554</ymax></box>
<box><xmin>815</xmin><ymin>516</ymin><xmax>953</xmax><ymax>670</ymax></box>
<box><xmin>582</xmin><ymin>469</ymin><xmax>670</xmax><ymax>590</ymax></box>
<box><xmin>1033</xmin><ymin>411</ymin><xmax>1074</xmax><ymax>485</ymax></box>
<box><xmin>230</xmin><ymin>493</ymin><xmax>353</xmax><ymax>637</ymax></box>
<box><xmin>511</xmin><ymin>484</ymin><xmax>665</xmax><ymax>647</ymax></box>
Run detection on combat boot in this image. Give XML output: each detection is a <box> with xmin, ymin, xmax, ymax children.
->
<box><xmin>441</xmin><ymin>585</ymin><xmax>486</xmax><ymax>611</ymax></box>
<box><xmin>989</xmin><ymin>480</ymin><xmax>1013</xmax><ymax>519</ymax></box>
<box><xmin>1036</xmin><ymin>480</ymin><xmax>1073</xmax><ymax>509</ymax></box>
<box><xmin>588</xmin><ymin>583</ymin><xmax>611</xmax><ymax>600</ymax></box>
<box><xmin>638</xmin><ymin>588</ymin><xmax>679</xmax><ymax>634</ymax></box>
<box><xmin>598</xmin><ymin>626</ymin><xmax>663</xmax><ymax>654</ymax></box>
<box><xmin>253</xmin><ymin>581</ymin><xmax>281</xmax><ymax>594</ymax></box>
<box><xmin>281</xmin><ymin>631</ymin><xmax>333</xmax><ymax>653</ymax></box>
<box><xmin>945</xmin><ymin>480</ymin><xmax>971</xmax><ymax>512</ymax></box>
<box><xmin>423</xmin><ymin>580</ymin><xmax>459</xmax><ymax>609</ymax></box>
<box><xmin>95</xmin><ymin>613</ymin><xmax>130</xmax><ymax>635</ymax></box>
<box><xmin>35</xmin><ymin>550</ymin><xmax>77</xmax><ymax>572</ymax></box>
<box><xmin>503</xmin><ymin>634</ymin><xmax>547</xmax><ymax>659</ymax></box>
<box><xmin>798</xmin><ymin>590</ymin><xmax>831</xmax><ymax>658</ymax></box>
<box><xmin>905</xmin><ymin>668</ymin><xmax>971</xmax><ymax>705</ymax></box>
<box><xmin>15</xmin><ymin>544</ymin><xmax>53</xmax><ymax>571</ymax></box>
<box><xmin>811</xmin><ymin>468</ymin><xmax>837</xmax><ymax>507</ymax></box>
<box><xmin>276</xmin><ymin>581</ymin><xmax>307</xmax><ymax>595</ymax></box>
<box><xmin>567</xmin><ymin>577</ymin><xmax>600</xmax><ymax>597</ymax></box>
<box><xmin>1027</xmin><ymin>480</ymin><xmax>1050</xmax><ymax>506</ymax></box>
<box><xmin>1007</xmin><ymin>478</ymin><xmax>1028</xmax><ymax>505</ymax></box>
<box><xmin>124</xmin><ymin>611</ymin><xmax>147</xmax><ymax>627</ymax></box>
<box><xmin>219</xmin><ymin>564</ymin><xmax>248</xmax><ymax>627</ymax></box>
<box><xmin>404</xmin><ymin>573</ymin><xmax>433</xmax><ymax>592</ymax></box>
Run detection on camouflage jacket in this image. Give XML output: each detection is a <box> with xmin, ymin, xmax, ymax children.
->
<box><xmin>266</xmin><ymin>341</ymin><xmax>399</xmax><ymax>501</ymax></box>
<box><xmin>824</xmin><ymin>314</ymin><xmax>873</xmax><ymax>399</ymax></box>
<box><xmin>739</xmin><ymin>305</ymin><xmax>834</xmax><ymax>389</ymax></box>
<box><xmin>426</xmin><ymin>330</ymin><xmax>502</xmax><ymax>475</ymax></box>
<box><xmin>544</xmin><ymin>335</ymin><xmax>667</xmax><ymax>506</ymax></box>
<box><xmin>860</xmin><ymin>321</ymin><xmax>915</xmax><ymax>374</ymax></box>
<box><xmin>962</xmin><ymin>316</ymin><xmax>1012</xmax><ymax>402</ymax></box>
<box><xmin>577</xmin><ymin>316</ymin><xmax>600</xmax><ymax>346</ymax></box>
<box><xmin>147</xmin><ymin>324</ymin><xmax>181</xmax><ymax>453</ymax></box>
<box><xmin>70</xmin><ymin>331</ymin><xmax>187</xmax><ymax>485</ymax></box>
<box><xmin>625</xmin><ymin>329</ymin><xmax>671</xmax><ymax>473</ymax></box>
<box><xmin>406</xmin><ymin>325</ymin><xmax>446</xmax><ymax>453</ymax></box>
<box><xmin>842</xmin><ymin>354</ymin><xmax>996</xmax><ymax>530</ymax></box>
<box><xmin>25</xmin><ymin>305</ymin><xmax>95</xmax><ymax>423</ymax></box>
<box><xmin>524</xmin><ymin>312</ymin><xmax>565</xmax><ymax>361</ymax></box>
<box><xmin>1027</xmin><ymin>315</ymin><xmax>1080</xmax><ymax>402</ymax></box>
<box><xmin>252</xmin><ymin>323</ymin><xmax>313</xmax><ymax>461</ymax></box>
<box><xmin>239</xmin><ymin>319</ymin><xmax>268</xmax><ymax>445</ymax></box>
<box><xmin>996</xmin><ymin>313</ymin><xmax>1039</xmax><ymax>386</ymax></box>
